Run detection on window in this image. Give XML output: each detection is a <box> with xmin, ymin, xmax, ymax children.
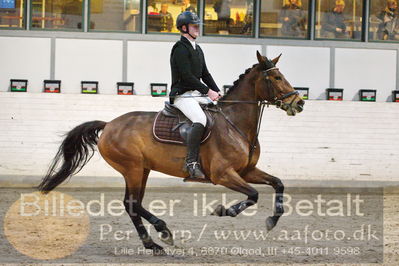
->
<box><xmin>260</xmin><ymin>0</ymin><xmax>309</xmax><ymax>38</ymax></box>
<box><xmin>0</xmin><ymin>0</ymin><xmax>25</xmax><ymax>29</ymax></box>
<box><xmin>31</xmin><ymin>0</ymin><xmax>84</xmax><ymax>30</ymax></box>
<box><xmin>315</xmin><ymin>0</ymin><xmax>363</xmax><ymax>40</ymax></box>
<box><xmin>90</xmin><ymin>0</ymin><xmax>141</xmax><ymax>32</ymax></box>
<box><xmin>203</xmin><ymin>0</ymin><xmax>254</xmax><ymax>36</ymax></box>
<box><xmin>369</xmin><ymin>0</ymin><xmax>399</xmax><ymax>41</ymax></box>
<box><xmin>147</xmin><ymin>0</ymin><xmax>198</xmax><ymax>33</ymax></box>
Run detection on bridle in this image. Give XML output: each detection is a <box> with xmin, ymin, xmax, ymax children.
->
<box><xmin>215</xmin><ymin>65</ymin><xmax>299</xmax><ymax>168</ymax></box>
<box><xmin>261</xmin><ymin>67</ymin><xmax>299</xmax><ymax>108</ymax></box>
<box><xmin>218</xmin><ymin>66</ymin><xmax>299</xmax><ymax>106</ymax></box>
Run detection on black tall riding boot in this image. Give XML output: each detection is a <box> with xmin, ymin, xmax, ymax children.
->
<box><xmin>185</xmin><ymin>123</ymin><xmax>206</xmax><ymax>180</ymax></box>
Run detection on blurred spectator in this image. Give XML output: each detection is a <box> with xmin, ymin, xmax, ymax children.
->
<box><xmin>376</xmin><ymin>0</ymin><xmax>399</xmax><ymax>40</ymax></box>
<box><xmin>148</xmin><ymin>1</ymin><xmax>159</xmax><ymax>14</ymax></box>
<box><xmin>321</xmin><ymin>0</ymin><xmax>348</xmax><ymax>38</ymax></box>
<box><xmin>213</xmin><ymin>0</ymin><xmax>232</xmax><ymax>32</ymax></box>
<box><xmin>241</xmin><ymin>0</ymin><xmax>253</xmax><ymax>34</ymax></box>
<box><xmin>279</xmin><ymin>0</ymin><xmax>306</xmax><ymax>37</ymax></box>
<box><xmin>182</xmin><ymin>0</ymin><xmax>196</xmax><ymax>13</ymax></box>
<box><xmin>160</xmin><ymin>3</ymin><xmax>173</xmax><ymax>32</ymax></box>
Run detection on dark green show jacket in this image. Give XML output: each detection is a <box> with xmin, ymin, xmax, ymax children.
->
<box><xmin>169</xmin><ymin>36</ymin><xmax>220</xmax><ymax>103</ymax></box>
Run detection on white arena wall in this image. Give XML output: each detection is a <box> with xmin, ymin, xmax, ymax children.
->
<box><xmin>0</xmin><ymin>92</ymin><xmax>398</xmax><ymax>182</ymax></box>
<box><xmin>0</xmin><ymin>35</ymin><xmax>398</xmax><ymax>184</ymax></box>
<box><xmin>0</xmin><ymin>36</ymin><xmax>397</xmax><ymax>101</ymax></box>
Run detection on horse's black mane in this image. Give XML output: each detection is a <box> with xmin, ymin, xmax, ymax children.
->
<box><xmin>219</xmin><ymin>64</ymin><xmax>259</xmax><ymax>100</ymax></box>
<box><xmin>220</xmin><ymin>59</ymin><xmax>275</xmax><ymax>100</ymax></box>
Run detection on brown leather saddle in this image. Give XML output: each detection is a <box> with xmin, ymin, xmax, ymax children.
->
<box><xmin>153</xmin><ymin>102</ymin><xmax>216</xmax><ymax>145</ymax></box>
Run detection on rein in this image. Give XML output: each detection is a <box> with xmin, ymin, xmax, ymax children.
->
<box><xmin>174</xmin><ymin>64</ymin><xmax>299</xmax><ymax>168</ymax></box>
<box><xmin>211</xmin><ymin>101</ymin><xmax>267</xmax><ymax>167</ymax></box>
<box><xmin>213</xmin><ymin>65</ymin><xmax>298</xmax><ymax>167</ymax></box>
<box><xmin>207</xmin><ymin>101</ymin><xmax>270</xmax><ymax>164</ymax></box>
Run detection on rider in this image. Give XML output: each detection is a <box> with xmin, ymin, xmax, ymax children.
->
<box><xmin>170</xmin><ymin>11</ymin><xmax>221</xmax><ymax>180</ymax></box>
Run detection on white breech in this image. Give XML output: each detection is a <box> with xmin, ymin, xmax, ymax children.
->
<box><xmin>173</xmin><ymin>90</ymin><xmax>214</xmax><ymax>127</ymax></box>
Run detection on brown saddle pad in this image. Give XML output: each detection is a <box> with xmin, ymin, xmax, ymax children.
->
<box><xmin>152</xmin><ymin>103</ymin><xmax>215</xmax><ymax>145</ymax></box>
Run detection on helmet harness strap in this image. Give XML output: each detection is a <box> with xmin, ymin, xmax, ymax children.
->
<box><xmin>181</xmin><ymin>24</ymin><xmax>197</xmax><ymax>40</ymax></box>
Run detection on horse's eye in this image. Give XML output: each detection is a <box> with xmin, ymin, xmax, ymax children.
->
<box><xmin>274</xmin><ymin>76</ymin><xmax>282</xmax><ymax>81</ymax></box>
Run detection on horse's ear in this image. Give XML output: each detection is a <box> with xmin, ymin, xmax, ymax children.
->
<box><xmin>256</xmin><ymin>51</ymin><xmax>265</xmax><ymax>64</ymax></box>
<box><xmin>271</xmin><ymin>54</ymin><xmax>282</xmax><ymax>65</ymax></box>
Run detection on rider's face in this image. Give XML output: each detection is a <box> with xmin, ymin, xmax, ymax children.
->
<box><xmin>188</xmin><ymin>24</ymin><xmax>200</xmax><ymax>38</ymax></box>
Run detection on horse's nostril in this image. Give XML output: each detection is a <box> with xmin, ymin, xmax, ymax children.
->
<box><xmin>298</xmin><ymin>100</ymin><xmax>305</xmax><ymax>106</ymax></box>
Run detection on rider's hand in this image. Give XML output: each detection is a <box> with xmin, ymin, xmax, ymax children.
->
<box><xmin>207</xmin><ymin>89</ymin><xmax>220</xmax><ymax>101</ymax></box>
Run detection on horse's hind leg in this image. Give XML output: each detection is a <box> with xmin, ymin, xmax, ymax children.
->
<box><xmin>123</xmin><ymin>168</ymin><xmax>174</xmax><ymax>255</ymax></box>
<box><xmin>211</xmin><ymin>168</ymin><xmax>259</xmax><ymax>217</ymax></box>
<box><xmin>123</xmin><ymin>169</ymin><xmax>163</xmax><ymax>254</ymax></box>
<box><xmin>242</xmin><ymin>167</ymin><xmax>284</xmax><ymax>231</ymax></box>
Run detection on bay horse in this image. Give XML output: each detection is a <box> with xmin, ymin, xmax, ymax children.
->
<box><xmin>38</xmin><ymin>51</ymin><xmax>304</xmax><ymax>255</ymax></box>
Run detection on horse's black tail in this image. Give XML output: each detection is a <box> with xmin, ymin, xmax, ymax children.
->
<box><xmin>38</xmin><ymin>120</ymin><xmax>107</xmax><ymax>193</ymax></box>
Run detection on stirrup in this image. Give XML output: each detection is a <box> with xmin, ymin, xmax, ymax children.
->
<box><xmin>186</xmin><ymin>161</ymin><xmax>200</xmax><ymax>168</ymax></box>
<box><xmin>185</xmin><ymin>161</ymin><xmax>206</xmax><ymax>180</ymax></box>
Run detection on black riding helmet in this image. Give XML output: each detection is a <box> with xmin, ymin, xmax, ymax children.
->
<box><xmin>176</xmin><ymin>11</ymin><xmax>200</xmax><ymax>39</ymax></box>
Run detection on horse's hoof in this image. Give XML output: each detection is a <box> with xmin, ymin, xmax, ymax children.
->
<box><xmin>159</xmin><ymin>229</ymin><xmax>174</xmax><ymax>246</ymax></box>
<box><xmin>211</xmin><ymin>204</ymin><xmax>226</xmax><ymax>216</ymax></box>
<box><xmin>266</xmin><ymin>216</ymin><xmax>276</xmax><ymax>231</ymax></box>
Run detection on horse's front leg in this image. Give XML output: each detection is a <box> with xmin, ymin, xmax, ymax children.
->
<box><xmin>210</xmin><ymin>168</ymin><xmax>259</xmax><ymax>217</ymax></box>
<box><xmin>242</xmin><ymin>167</ymin><xmax>284</xmax><ymax>231</ymax></box>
